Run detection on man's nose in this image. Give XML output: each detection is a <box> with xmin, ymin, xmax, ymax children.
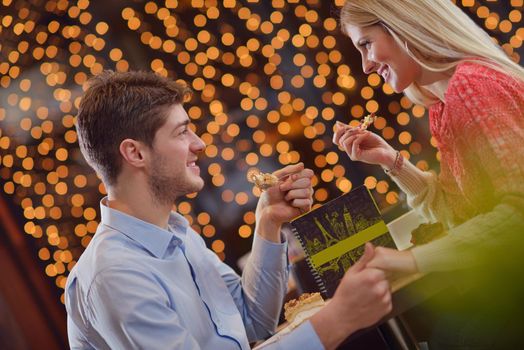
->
<box><xmin>191</xmin><ymin>133</ymin><xmax>206</xmax><ymax>153</ymax></box>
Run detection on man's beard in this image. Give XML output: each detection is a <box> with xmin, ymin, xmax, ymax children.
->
<box><xmin>147</xmin><ymin>170</ymin><xmax>180</xmax><ymax>207</ymax></box>
<box><xmin>147</xmin><ymin>154</ymin><xmax>202</xmax><ymax>207</ymax></box>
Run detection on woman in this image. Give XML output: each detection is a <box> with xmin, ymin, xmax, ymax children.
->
<box><xmin>335</xmin><ymin>0</ymin><xmax>524</xmax><ymax>347</ymax></box>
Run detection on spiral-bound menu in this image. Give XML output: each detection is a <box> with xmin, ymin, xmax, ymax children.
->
<box><xmin>290</xmin><ymin>185</ymin><xmax>397</xmax><ymax>298</ymax></box>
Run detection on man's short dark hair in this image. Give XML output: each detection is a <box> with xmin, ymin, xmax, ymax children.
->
<box><xmin>76</xmin><ymin>71</ymin><xmax>191</xmax><ymax>185</ymax></box>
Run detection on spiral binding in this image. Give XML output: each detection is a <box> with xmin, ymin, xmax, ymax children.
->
<box><xmin>291</xmin><ymin>227</ymin><xmax>329</xmax><ymax>297</ymax></box>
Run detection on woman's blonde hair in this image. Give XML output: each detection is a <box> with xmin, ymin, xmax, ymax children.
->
<box><xmin>340</xmin><ymin>0</ymin><xmax>524</xmax><ymax>106</ymax></box>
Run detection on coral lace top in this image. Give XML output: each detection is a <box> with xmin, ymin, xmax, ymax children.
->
<box><xmin>390</xmin><ymin>61</ymin><xmax>524</xmax><ymax>272</ymax></box>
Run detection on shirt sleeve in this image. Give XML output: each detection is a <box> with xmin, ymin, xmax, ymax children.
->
<box><xmin>85</xmin><ymin>266</ymin><xmax>202</xmax><ymax>349</ymax></box>
<box><xmin>200</xmin><ymin>233</ymin><xmax>290</xmax><ymax>341</ymax></box>
<box><xmin>256</xmin><ymin>321</ymin><xmax>325</xmax><ymax>350</ymax></box>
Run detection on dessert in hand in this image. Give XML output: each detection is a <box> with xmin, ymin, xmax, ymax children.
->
<box><xmin>358</xmin><ymin>112</ymin><xmax>377</xmax><ymax>130</ymax></box>
<box><xmin>247</xmin><ymin>169</ymin><xmax>279</xmax><ymax>190</ymax></box>
<box><xmin>410</xmin><ymin>222</ymin><xmax>447</xmax><ymax>246</ymax></box>
<box><xmin>333</xmin><ymin>112</ymin><xmax>377</xmax><ymax>146</ymax></box>
<box><xmin>284</xmin><ymin>292</ymin><xmax>325</xmax><ymax>327</ymax></box>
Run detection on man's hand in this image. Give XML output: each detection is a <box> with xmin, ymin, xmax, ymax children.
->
<box><xmin>310</xmin><ymin>243</ymin><xmax>392</xmax><ymax>350</ymax></box>
<box><xmin>255</xmin><ymin>163</ymin><xmax>314</xmax><ymax>242</ymax></box>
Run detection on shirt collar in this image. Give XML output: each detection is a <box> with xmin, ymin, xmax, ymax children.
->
<box><xmin>99</xmin><ymin>197</ymin><xmax>190</xmax><ymax>258</ymax></box>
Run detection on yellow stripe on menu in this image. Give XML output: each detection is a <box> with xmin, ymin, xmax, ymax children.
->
<box><xmin>310</xmin><ymin>221</ymin><xmax>389</xmax><ymax>268</ymax></box>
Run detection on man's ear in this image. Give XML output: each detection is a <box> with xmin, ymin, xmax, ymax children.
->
<box><xmin>119</xmin><ymin>139</ymin><xmax>148</xmax><ymax>169</ymax></box>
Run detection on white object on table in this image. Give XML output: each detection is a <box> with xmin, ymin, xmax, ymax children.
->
<box><xmin>386</xmin><ymin>210</ymin><xmax>423</xmax><ymax>251</ymax></box>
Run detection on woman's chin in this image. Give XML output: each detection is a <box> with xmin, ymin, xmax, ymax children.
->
<box><xmin>390</xmin><ymin>81</ymin><xmax>408</xmax><ymax>93</ymax></box>
<box><xmin>386</xmin><ymin>74</ymin><xmax>410</xmax><ymax>93</ymax></box>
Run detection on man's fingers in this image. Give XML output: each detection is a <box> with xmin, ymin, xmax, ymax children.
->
<box><xmin>290</xmin><ymin>198</ymin><xmax>312</xmax><ymax>213</ymax></box>
<box><xmin>290</xmin><ymin>168</ymin><xmax>314</xmax><ymax>181</ymax></box>
<box><xmin>284</xmin><ymin>187</ymin><xmax>313</xmax><ymax>202</ymax></box>
<box><xmin>351</xmin><ymin>242</ymin><xmax>375</xmax><ymax>272</ymax></box>
<box><xmin>272</xmin><ymin>162</ymin><xmax>304</xmax><ymax>180</ymax></box>
<box><xmin>383</xmin><ymin>293</ymin><xmax>393</xmax><ymax>313</ymax></box>
<box><xmin>375</xmin><ymin>279</ymin><xmax>390</xmax><ymax>297</ymax></box>
<box><xmin>280</xmin><ymin>176</ymin><xmax>312</xmax><ymax>191</ymax></box>
<box><xmin>279</xmin><ymin>169</ymin><xmax>313</xmax><ymax>191</ymax></box>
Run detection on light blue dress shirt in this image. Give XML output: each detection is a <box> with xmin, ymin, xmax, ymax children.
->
<box><xmin>65</xmin><ymin>198</ymin><xmax>324</xmax><ymax>349</ymax></box>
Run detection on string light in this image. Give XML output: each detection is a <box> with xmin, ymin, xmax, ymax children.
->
<box><xmin>0</xmin><ymin>0</ymin><xmax>521</xmax><ymax>305</ymax></box>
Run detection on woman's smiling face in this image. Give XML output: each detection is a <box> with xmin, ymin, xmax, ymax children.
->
<box><xmin>345</xmin><ymin>24</ymin><xmax>422</xmax><ymax>93</ymax></box>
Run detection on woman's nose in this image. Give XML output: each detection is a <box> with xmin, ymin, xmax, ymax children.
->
<box><xmin>362</xmin><ymin>57</ymin><xmax>377</xmax><ymax>74</ymax></box>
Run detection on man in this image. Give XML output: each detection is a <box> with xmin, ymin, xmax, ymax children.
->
<box><xmin>65</xmin><ymin>71</ymin><xmax>392</xmax><ymax>349</ymax></box>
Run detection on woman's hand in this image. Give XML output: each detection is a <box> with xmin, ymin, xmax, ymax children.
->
<box><xmin>333</xmin><ymin>121</ymin><xmax>397</xmax><ymax>169</ymax></box>
<box><xmin>367</xmin><ymin>246</ymin><xmax>419</xmax><ymax>276</ymax></box>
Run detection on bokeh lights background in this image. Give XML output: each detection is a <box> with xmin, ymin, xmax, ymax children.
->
<box><xmin>0</xmin><ymin>0</ymin><xmax>522</xmax><ymax>309</ymax></box>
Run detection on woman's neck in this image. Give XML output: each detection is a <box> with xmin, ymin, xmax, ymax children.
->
<box><xmin>418</xmin><ymin>68</ymin><xmax>456</xmax><ymax>103</ymax></box>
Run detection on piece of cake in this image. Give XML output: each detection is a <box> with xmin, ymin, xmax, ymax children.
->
<box><xmin>333</xmin><ymin>113</ymin><xmax>377</xmax><ymax>147</ymax></box>
<box><xmin>359</xmin><ymin>112</ymin><xmax>377</xmax><ymax>130</ymax></box>
<box><xmin>284</xmin><ymin>292</ymin><xmax>325</xmax><ymax>327</ymax></box>
<box><xmin>247</xmin><ymin>169</ymin><xmax>279</xmax><ymax>190</ymax></box>
<box><xmin>410</xmin><ymin>222</ymin><xmax>447</xmax><ymax>246</ymax></box>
